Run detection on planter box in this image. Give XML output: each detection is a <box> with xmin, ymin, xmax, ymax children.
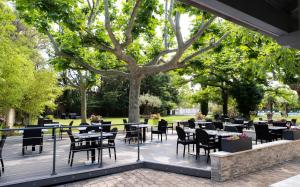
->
<box><xmin>221</xmin><ymin>137</ymin><xmax>252</xmax><ymax>153</ymax></box>
<box><xmin>283</xmin><ymin>130</ymin><xmax>300</xmax><ymax>140</ymax></box>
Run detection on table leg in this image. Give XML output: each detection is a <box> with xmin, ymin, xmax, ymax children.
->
<box><xmin>218</xmin><ymin>136</ymin><xmax>222</xmax><ymax>151</ymax></box>
<box><xmin>91</xmin><ymin>139</ymin><xmax>96</xmax><ymax>163</ymax></box>
<box><xmin>142</xmin><ymin>127</ymin><xmax>146</xmax><ymax>142</ymax></box>
<box><xmin>52</xmin><ymin>128</ymin><xmax>55</xmax><ymax>139</ymax></box>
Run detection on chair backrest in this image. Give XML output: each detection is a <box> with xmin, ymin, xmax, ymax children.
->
<box><xmin>176</xmin><ymin>126</ymin><xmax>186</xmax><ymax>141</ymax></box>
<box><xmin>86</xmin><ymin>125</ymin><xmax>101</xmax><ymax>132</ymax></box>
<box><xmin>234</xmin><ymin>119</ymin><xmax>244</xmax><ymax>124</ymax></box>
<box><xmin>23</xmin><ymin>127</ymin><xmax>43</xmax><ymax>146</ymax></box>
<box><xmin>109</xmin><ymin>128</ymin><xmax>118</xmax><ymax>142</ymax></box>
<box><xmin>292</xmin><ymin>119</ymin><xmax>297</xmax><ymax>125</ymax></box>
<box><xmin>68</xmin><ymin>121</ymin><xmax>74</xmax><ymax>131</ymax></box>
<box><xmin>102</xmin><ymin>121</ymin><xmax>112</xmax><ymax>132</ymax></box>
<box><xmin>144</xmin><ymin>118</ymin><xmax>149</xmax><ymax>124</ymax></box>
<box><xmin>66</xmin><ymin>130</ymin><xmax>76</xmax><ymax>144</ymax></box>
<box><xmin>272</xmin><ymin>121</ymin><xmax>286</xmax><ymax>127</ymax></box>
<box><xmin>254</xmin><ymin>124</ymin><xmax>269</xmax><ymax>139</ymax></box>
<box><xmin>0</xmin><ymin>134</ymin><xmax>7</xmax><ymax>157</ymax></box>
<box><xmin>188</xmin><ymin>120</ymin><xmax>196</xmax><ymax>129</ymax></box>
<box><xmin>224</xmin><ymin>126</ymin><xmax>239</xmax><ymax>132</ymax></box>
<box><xmin>123</xmin><ymin>119</ymin><xmax>127</xmax><ymax>124</ymax></box>
<box><xmin>158</xmin><ymin>120</ymin><xmax>167</xmax><ymax>132</ymax></box>
<box><xmin>205</xmin><ymin>123</ymin><xmax>216</xmax><ymax>130</ymax></box>
<box><xmin>195</xmin><ymin>129</ymin><xmax>210</xmax><ymax>145</ymax></box>
<box><xmin>213</xmin><ymin>121</ymin><xmax>223</xmax><ymax>129</ymax></box>
<box><xmin>79</xmin><ymin>122</ymin><xmax>89</xmax><ymax>133</ymax></box>
<box><xmin>180</xmin><ymin>121</ymin><xmax>189</xmax><ymax>128</ymax></box>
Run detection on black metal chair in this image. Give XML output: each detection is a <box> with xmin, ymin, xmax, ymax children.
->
<box><xmin>22</xmin><ymin>126</ymin><xmax>43</xmax><ymax>155</ymax></box>
<box><xmin>205</xmin><ymin>123</ymin><xmax>216</xmax><ymax>130</ymax></box>
<box><xmin>151</xmin><ymin>120</ymin><xmax>168</xmax><ymax>142</ymax></box>
<box><xmin>101</xmin><ymin>121</ymin><xmax>112</xmax><ymax>132</ymax></box>
<box><xmin>254</xmin><ymin>124</ymin><xmax>277</xmax><ymax>144</ymax></box>
<box><xmin>66</xmin><ymin>130</ymin><xmax>94</xmax><ymax>167</ymax></box>
<box><xmin>224</xmin><ymin>126</ymin><xmax>239</xmax><ymax>132</ymax></box>
<box><xmin>291</xmin><ymin>119</ymin><xmax>297</xmax><ymax>125</ymax></box>
<box><xmin>245</xmin><ymin>120</ymin><xmax>253</xmax><ymax>129</ymax></box>
<box><xmin>60</xmin><ymin>121</ymin><xmax>73</xmax><ymax>139</ymax></box>
<box><xmin>124</xmin><ymin>124</ymin><xmax>140</xmax><ymax>144</ymax></box>
<box><xmin>195</xmin><ymin>129</ymin><xmax>216</xmax><ymax>162</ymax></box>
<box><xmin>175</xmin><ymin>126</ymin><xmax>196</xmax><ymax>157</ymax></box>
<box><xmin>123</xmin><ymin>119</ymin><xmax>127</xmax><ymax>124</ymax></box>
<box><xmin>213</xmin><ymin>121</ymin><xmax>223</xmax><ymax>130</ymax></box>
<box><xmin>79</xmin><ymin>122</ymin><xmax>90</xmax><ymax>134</ymax></box>
<box><xmin>0</xmin><ymin>134</ymin><xmax>7</xmax><ymax>176</ymax></box>
<box><xmin>188</xmin><ymin>120</ymin><xmax>196</xmax><ymax>129</ymax></box>
<box><xmin>86</xmin><ymin>124</ymin><xmax>101</xmax><ymax>133</ymax></box>
<box><xmin>97</xmin><ymin>128</ymin><xmax>118</xmax><ymax>161</ymax></box>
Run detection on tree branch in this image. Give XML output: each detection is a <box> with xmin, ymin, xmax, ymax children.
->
<box><xmin>175</xmin><ymin>12</ymin><xmax>184</xmax><ymax>47</ymax></box>
<box><xmin>180</xmin><ymin>32</ymin><xmax>230</xmax><ymax>64</ymax></box>
<box><xmin>87</xmin><ymin>0</ymin><xmax>100</xmax><ymax>26</ymax></box>
<box><xmin>45</xmin><ymin>29</ymin><xmax>129</xmax><ymax>78</ymax></box>
<box><xmin>184</xmin><ymin>16</ymin><xmax>216</xmax><ymax>49</ymax></box>
<box><xmin>145</xmin><ymin>49</ymin><xmax>177</xmax><ymax>66</ymax></box>
<box><xmin>103</xmin><ymin>0</ymin><xmax>120</xmax><ymax>48</ymax></box>
<box><xmin>122</xmin><ymin>0</ymin><xmax>142</xmax><ymax>47</ymax></box>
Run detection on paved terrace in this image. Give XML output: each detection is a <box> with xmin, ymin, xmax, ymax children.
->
<box><xmin>0</xmin><ymin>131</ymin><xmax>210</xmax><ymax>185</ymax></box>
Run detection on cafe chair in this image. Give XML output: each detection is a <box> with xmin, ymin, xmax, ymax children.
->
<box><xmin>195</xmin><ymin>129</ymin><xmax>216</xmax><ymax>163</ymax></box>
<box><xmin>254</xmin><ymin>124</ymin><xmax>277</xmax><ymax>144</ymax></box>
<box><xmin>22</xmin><ymin>126</ymin><xmax>43</xmax><ymax>155</ymax></box>
<box><xmin>66</xmin><ymin>130</ymin><xmax>94</xmax><ymax>167</ymax></box>
<box><xmin>224</xmin><ymin>126</ymin><xmax>239</xmax><ymax>133</ymax></box>
<box><xmin>175</xmin><ymin>126</ymin><xmax>196</xmax><ymax>157</ymax></box>
<box><xmin>97</xmin><ymin>128</ymin><xmax>118</xmax><ymax>162</ymax></box>
<box><xmin>151</xmin><ymin>120</ymin><xmax>168</xmax><ymax>142</ymax></box>
<box><xmin>59</xmin><ymin>121</ymin><xmax>74</xmax><ymax>139</ymax></box>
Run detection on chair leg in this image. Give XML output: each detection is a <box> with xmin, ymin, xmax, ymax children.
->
<box><xmin>39</xmin><ymin>145</ymin><xmax>43</xmax><ymax>154</ymax></box>
<box><xmin>1</xmin><ymin>158</ymin><xmax>4</xmax><ymax>172</ymax></box>
<box><xmin>183</xmin><ymin>145</ymin><xmax>186</xmax><ymax>157</ymax></box>
<box><xmin>193</xmin><ymin>144</ymin><xmax>194</xmax><ymax>152</ymax></box>
<box><xmin>114</xmin><ymin>147</ymin><xmax>117</xmax><ymax>161</ymax></box>
<box><xmin>188</xmin><ymin>144</ymin><xmax>190</xmax><ymax>153</ymax></box>
<box><xmin>87</xmin><ymin>151</ymin><xmax>89</xmax><ymax>160</ymax></box>
<box><xmin>109</xmin><ymin>148</ymin><xmax>111</xmax><ymax>158</ymax></box>
<box><xmin>161</xmin><ymin>134</ymin><xmax>162</xmax><ymax>142</ymax></box>
<box><xmin>70</xmin><ymin>152</ymin><xmax>74</xmax><ymax>167</ymax></box>
<box><xmin>166</xmin><ymin>133</ymin><xmax>167</xmax><ymax>140</ymax></box>
<box><xmin>151</xmin><ymin>133</ymin><xmax>153</xmax><ymax>141</ymax></box>
<box><xmin>68</xmin><ymin>149</ymin><xmax>71</xmax><ymax>164</ymax></box>
<box><xmin>176</xmin><ymin>142</ymin><xmax>179</xmax><ymax>155</ymax></box>
<box><xmin>207</xmin><ymin>149</ymin><xmax>210</xmax><ymax>163</ymax></box>
<box><xmin>22</xmin><ymin>147</ymin><xmax>25</xmax><ymax>156</ymax></box>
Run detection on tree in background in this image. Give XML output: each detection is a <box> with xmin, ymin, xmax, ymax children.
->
<box><xmin>59</xmin><ymin>70</ymin><xmax>99</xmax><ymax>123</ymax></box>
<box><xmin>139</xmin><ymin>93</ymin><xmax>162</xmax><ymax>115</ymax></box>
<box><xmin>0</xmin><ymin>2</ymin><xmax>61</xmax><ymax>126</ymax></box>
<box><xmin>16</xmin><ymin>0</ymin><xmax>229</xmax><ymax>122</ymax></box>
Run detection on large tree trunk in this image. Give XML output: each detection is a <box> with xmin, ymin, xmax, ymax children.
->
<box><xmin>5</xmin><ymin>108</ymin><xmax>15</xmax><ymax>128</ymax></box>
<box><xmin>222</xmin><ymin>89</ymin><xmax>228</xmax><ymax>116</ymax></box>
<box><xmin>80</xmin><ymin>85</ymin><xmax>87</xmax><ymax>123</ymax></box>
<box><xmin>128</xmin><ymin>76</ymin><xmax>142</xmax><ymax>123</ymax></box>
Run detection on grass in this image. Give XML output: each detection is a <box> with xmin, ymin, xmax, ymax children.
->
<box><xmin>54</xmin><ymin>115</ymin><xmax>194</xmax><ymax>130</ymax></box>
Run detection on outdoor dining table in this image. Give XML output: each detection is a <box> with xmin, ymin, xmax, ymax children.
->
<box><xmin>268</xmin><ymin>126</ymin><xmax>287</xmax><ymax>130</ymax></box>
<box><xmin>184</xmin><ymin>128</ymin><xmax>242</xmax><ymax>151</ymax></box>
<box><xmin>73</xmin><ymin>132</ymin><xmax>113</xmax><ymax>164</ymax></box>
<box><xmin>131</xmin><ymin>124</ymin><xmax>149</xmax><ymax>142</ymax></box>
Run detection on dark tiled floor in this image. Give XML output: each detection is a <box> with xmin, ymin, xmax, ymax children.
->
<box><xmin>0</xmin><ymin>131</ymin><xmax>210</xmax><ymax>185</ymax></box>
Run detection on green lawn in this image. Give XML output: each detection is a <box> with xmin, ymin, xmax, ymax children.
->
<box><xmin>54</xmin><ymin>115</ymin><xmax>194</xmax><ymax>130</ymax></box>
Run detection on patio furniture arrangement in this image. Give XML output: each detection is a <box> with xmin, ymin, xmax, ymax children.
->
<box><xmin>124</xmin><ymin>123</ymin><xmax>141</xmax><ymax>144</ymax></box>
<box><xmin>151</xmin><ymin>119</ymin><xmax>168</xmax><ymax>142</ymax></box>
<box><xmin>22</xmin><ymin>126</ymin><xmax>43</xmax><ymax>155</ymax></box>
<box><xmin>254</xmin><ymin>124</ymin><xmax>278</xmax><ymax>144</ymax></box>
<box><xmin>97</xmin><ymin>128</ymin><xmax>118</xmax><ymax>161</ymax></box>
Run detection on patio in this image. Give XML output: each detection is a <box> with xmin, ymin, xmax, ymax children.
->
<box><xmin>0</xmin><ymin>129</ymin><xmax>211</xmax><ymax>186</ymax></box>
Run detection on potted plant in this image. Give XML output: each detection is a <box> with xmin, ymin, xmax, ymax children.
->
<box><xmin>195</xmin><ymin>112</ymin><xmax>205</xmax><ymax>121</ymax></box>
<box><xmin>151</xmin><ymin>113</ymin><xmax>160</xmax><ymax>125</ymax></box>
<box><xmin>283</xmin><ymin>129</ymin><xmax>300</xmax><ymax>140</ymax></box>
<box><xmin>221</xmin><ymin>134</ymin><xmax>252</xmax><ymax>152</ymax></box>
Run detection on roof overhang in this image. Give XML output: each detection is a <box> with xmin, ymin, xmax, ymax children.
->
<box><xmin>182</xmin><ymin>0</ymin><xmax>300</xmax><ymax>49</ymax></box>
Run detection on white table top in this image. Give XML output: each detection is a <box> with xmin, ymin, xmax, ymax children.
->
<box><xmin>195</xmin><ymin>121</ymin><xmax>212</xmax><ymax>124</ymax></box>
<box><xmin>73</xmin><ymin>132</ymin><xmax>113</xmax><ymax>139</ymax></box>
<box><xmin>185</xmin><ymin>128</ymin><xmax>241</xmax><ymax>137</ymax></box>
<box><xmin>224</xmin><ymin>123</ymin><xmax>244</xmax><ymax>127</ymax></box>
<box><xmin>268</xmin><ymin>126</ymin><xmax>287</xmax><ymax>130</ymax></box>
<box><xmin>44</xmin><ymin>123</ymin><xmax>61</xmax><ymax>127</ymax></box>
<box><xmin>77</xmin><ymin>126</ymin><xmax>102</xmax><ymax>131</ymax></box>
<box><xmin>131</xmin><ymin>124</ymin><xmax>149</xmax><ymax>128</ymax></box>
<box><xmin>18</xmin><ymin>129</ymin><xmax>48</xmax><ymax>133</ymax></box>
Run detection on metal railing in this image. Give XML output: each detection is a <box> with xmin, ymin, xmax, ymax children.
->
<box><xmin>0</xmin><ymin>123</ymin><xmax>144</xmax><ymax>183</ymax></box>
